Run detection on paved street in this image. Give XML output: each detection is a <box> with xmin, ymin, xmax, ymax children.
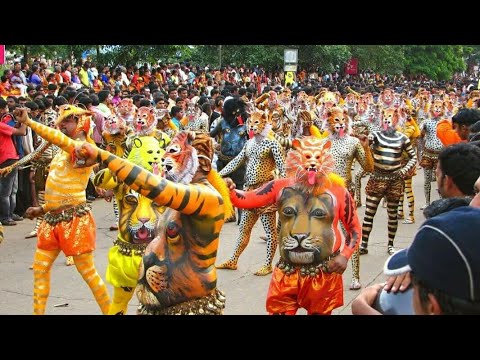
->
<box><xmin>0</xmin><ymin>167</ymin><xmax>439</xmax><ymax>315</ymax></box>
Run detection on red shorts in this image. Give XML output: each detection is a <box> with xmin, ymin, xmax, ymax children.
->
<box><xmin>266</xmin><ymin>266</ymin><xmax>343</xmax><ymax>315</ymax></box>
<box><xmin>37</xmin><ymin>212</ymin><xmax>96</xmax><ymax>256</ymax></box>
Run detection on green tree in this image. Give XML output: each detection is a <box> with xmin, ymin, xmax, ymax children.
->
<box><xmin>190</xmin><ymin>45</ymin><xmax>285</xmax><ymax>69</ymax></box>
<box><xmin>190</xmin><ymin>45</ymin><xmax>351</xmax><ymax>72</ymax></box>
<box><xmin>6</xmin><ymin>45</ymin><xmax>64</xmax><ymax>64</ymax></box>
<box><xmin>5</xmin><ymin>45</ymin><xmax>94</xmax><ymax>65</ymax></box>
<box><xmin>462</xmin><ymin>45</ymin><xmax>480</xmax><ymax>73</ymax></box>
<box><xmin>5</xmin><ymin>45</ymin><xmax>196</xmax><ymax>68</ymax></box>
<box><xmin>95</xmin><ymin>45</ymin><xmax>193</xmax><ymax>68</ymax></box>
<box><xmin>349</xmin><ymin>45</ymin><xmax>406</xmax><ymax>74</ymax></box>
<box><xmin>297</xmin><ymin>45</ymin><xmax>351</xmax><ymax>72</ymax></box>
<box><xmin>404</xmin><ymin>45</ymin><xmax>466</xmax><ymax>80</ymax></box>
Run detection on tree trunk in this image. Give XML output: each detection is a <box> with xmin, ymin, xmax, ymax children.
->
<box><xmin>96</xmin><ymin>45</ymin><xmax>100</xmax><ymax>64</ymax></box>
<box><xmin>23</xmin><ymin>46</ymin><xmax>28</xmax><ymax>64</ymax></box>
<box><xmin>219</xmin><ymin>45</ymin><xmax>222</xmax><ymax>68</ymax></box>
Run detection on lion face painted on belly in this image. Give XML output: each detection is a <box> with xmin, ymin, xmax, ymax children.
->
<box><xmin>278</xmin><ymin>187</ymin><xmax>335</xmax><ymax>264</ymax></box>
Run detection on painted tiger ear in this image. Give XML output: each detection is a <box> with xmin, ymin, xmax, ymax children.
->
<box><xmin>186</xmin><ymin>130</ymin><xmax>196</xmax><ymax>143</ymax></box>
<box><xmin>323</xmin><ymin>140</ymin><xmax>332</xmax><ymax>151</ymax></box>
<box><xmin>133</xmin><ymin>137</ymin><xmax>143</xmax><ymax>149</ymax></box>
<box><xmin>292</xmin><ymin>139</ymin><xmax>301</xmax><ymax>150</ymax></box>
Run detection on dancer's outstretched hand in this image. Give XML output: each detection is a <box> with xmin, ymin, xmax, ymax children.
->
<box><xmin>223</xmin><ymin>177</ymin><xmax>236</xmax><ymax>191</ymax></box>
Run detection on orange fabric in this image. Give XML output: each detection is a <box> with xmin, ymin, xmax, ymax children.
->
<box><xmin>37</xmin><ymin>212</ymin><xmax>96</xmax><ymax>256</ymax></box>
<box><xmin>266</xmin><ymin>267</ymin><xmax>343</xmax><ymax>315</ymax></box>
<box><xmin>436</xmin><ymin>119</ymin><xmax>465</xmax><ymax>146</ymax></box>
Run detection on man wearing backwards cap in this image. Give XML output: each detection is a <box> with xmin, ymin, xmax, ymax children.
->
<box><xmin>352</xmin><ymin>206</ymin><xmax>480</xmax><ymax>315</ymax></box>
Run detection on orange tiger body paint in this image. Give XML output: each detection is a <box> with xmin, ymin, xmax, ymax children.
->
<box><xmin>228</xmin><ymin>137</ymin><xmax>362</xmax><ymax>315</ymax></box>
<box><xmin>24</xmin><ymin>110</ymin><xmax>111</xmax><ymax>315</ymax></box>
<box><xmin>36</xmin><ymin>125</ymin><xmax>228</xmax><ymax>314</ymax></box>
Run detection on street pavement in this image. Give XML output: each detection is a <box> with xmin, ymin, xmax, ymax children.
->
<box><xmin>0</xmin><ymin>167</ymin><xmax>439</xmax><ymax>315</ymax></box>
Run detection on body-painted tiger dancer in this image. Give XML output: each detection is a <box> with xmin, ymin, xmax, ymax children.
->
<box><xmin>94</xmin><ymin>136</ymin><xmax>164</xmax><ymax>315</ymax></box>
<box><xmin>53</xmin><ymin>130</ymin><xmax>234</xmax><ymax>315</ymax></box>
<box><xmin>359</xmin><ymin>108</ymin><xmax>417</xmax><ymax>256</ymax></box>
<box><xmin>126</xmin><ymin>106</ymin><xmax>171</xmax><ymax>154</ymax></box>
<box><xmin>325</xmin><ymin>107</ymin><xmax>373</xmax><ymax>290</ymax></box>
<box><xmin>101</xmin><ymin>113</ymin><xmax>135</xmax><ymax>231</ymax></box>
<box><xmin>0</xmin><ymin>110</ymin><xmax>78</xmax><ymax>266</ymax></box>
<box><xmin>397</xmin><ymin>109</ymin><xmax>421</xmax><ymax>224</ymax></box>
<box><xmin>216</xmin><ymin>109</ymin><xmax>286</xmax><ymax>276</ymax></box>
<box><xmin>107</xmin><ymin>107</ymin><xmax>169</xmax><ymax>232</ymax></box>
<box><xmin>210</xmin><ymin>97</ymin><xmax>249</xmax><ymax>223</ymax></box>
<box><xmin>225</xmin><ymin>137</ymin><xmax>361</xmax><ymax>314</ymax></box>
<box><xmin>352</xmin><ymin>104</ymin><xmax>382</xmax><ymax>207</ymax></box>
<box><xmin>15</xmin><ymin>106</ymin><xmax>111</xmax><ymax>315</ymax></box>
<box><xmin>419</xmin><ymin>100</ymin><xmax>445</xmax><ymax>209</ymax></box>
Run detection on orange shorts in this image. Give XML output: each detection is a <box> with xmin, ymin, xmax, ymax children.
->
<box><xmin>37</xmin><ymin>212</ymin><xmax>96</xmax><ymax>256</ymax></box>
<box><xmin>266</xmin><ymin>266</ymin><xmax>343</xmax><ymax>315</ymax></box>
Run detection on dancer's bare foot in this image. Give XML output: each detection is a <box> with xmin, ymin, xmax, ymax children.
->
<box><xmin>350</xmin><ymin>278</ymin><xmax>362</xmax><ymax>290</ymax></box>
<box><xmin>25</xmin><ymin>230</ymin><xmax>37</xmax><ymax>239</ymax></box>
<box><xmin>254</xmin><ymin>264</ymin><xmax>272</xmax><ymax>276</ymax></box>
<box><xmin>215</xmin><ymin>260</ymin><xmax>238</xmax><ymax>270</ymax></box>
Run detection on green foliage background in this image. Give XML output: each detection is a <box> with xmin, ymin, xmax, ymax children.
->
<box><xmin>5</xmin><ymin>45</ymin><xmax>476</xmax><ymax>80</ymax></box>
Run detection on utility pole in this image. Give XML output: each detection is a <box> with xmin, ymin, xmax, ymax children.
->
<box><xmin>219</xmin><ymin>45</ymin><xmax>222</xmax><ymax>68</ymax></box>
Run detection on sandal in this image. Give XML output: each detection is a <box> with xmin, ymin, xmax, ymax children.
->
<box><xmin>3</xmin><ymin>219</ymin><xmax>17</xmax><ymax>226</ymax></box>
